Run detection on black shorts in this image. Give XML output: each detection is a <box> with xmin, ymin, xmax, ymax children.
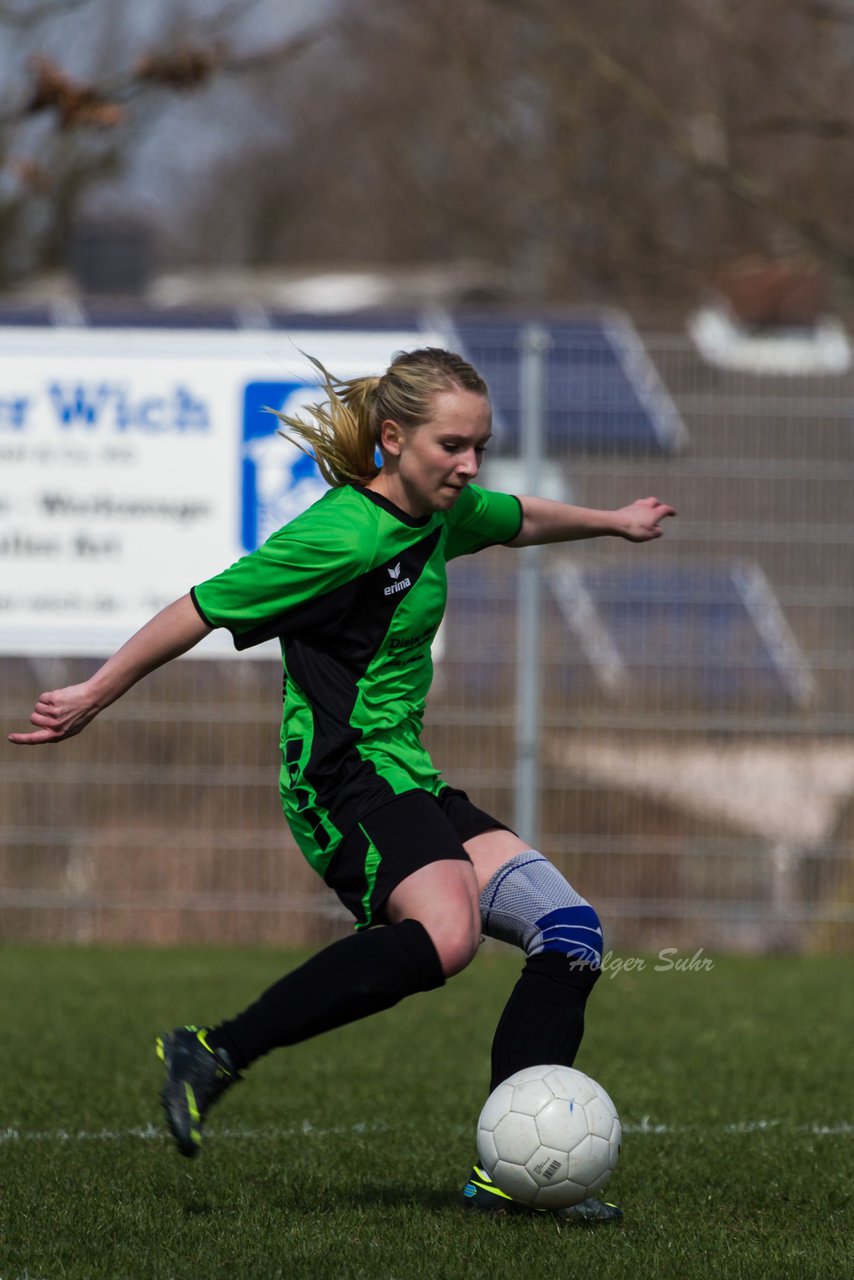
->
<box><xmin>324</xmin><ymin>786</ymin><xmax>512</xmax><ymax>929</ymax></box>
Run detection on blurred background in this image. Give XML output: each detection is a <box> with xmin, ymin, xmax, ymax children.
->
<box><xmin>1</xmin><ymin>0</ymin><xmax>852</xmax><ymax>954</ymax></box>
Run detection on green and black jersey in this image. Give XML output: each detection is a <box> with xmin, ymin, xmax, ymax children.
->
<box><xmin>192</xmin><ymin>482</ymin><xmax>522</xmax><ymax>874</ymax></box>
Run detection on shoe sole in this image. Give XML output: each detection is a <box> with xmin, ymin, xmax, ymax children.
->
<box><xmin>462</xmin><ymin>1184</ymin><xmax>623</xmax><ymax>1224</ymax></box>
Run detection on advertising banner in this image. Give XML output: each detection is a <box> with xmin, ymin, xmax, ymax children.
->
<box><xmin>0</xmin><ymin>326</ymin><xmax>441</xmax><ymax>656</ymax></box>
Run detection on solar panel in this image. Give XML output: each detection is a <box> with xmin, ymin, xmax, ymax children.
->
<box><xmin>443</xmin><ymin>558</ymin><xmax>813</xmax><ymax>710</ymax></box>
<box><xmin>269</xmin><ymin>310</ymin><xmax>423</xmax><ymax>332</ymax></box>
<box><xmin>550</xmin><ymin>560</ymin><xmax>814</xmax><ymax>708</ymax></box>
<box><xmin>0</xmin><ymin>303</ymin><xmax>684</xmax><ymax>453</ymax></box>
<box><xmin>84</xmin><ymin>306</ymin><xmax>242</xmax><ymax>329</ymax></box>
<box><xmin>454</xmin><ymin>313</ymin><xmax>687</xmax><ymax>455</ymax></box>
<box><xmin>0</xmin><ymin>304</ymin><xmax>54</xmax><ymax>326</ymax></box>
<box><xmin>0</xmin><ymin>304</ymin><xmax>425</xmax><ymax>333</ymax></box>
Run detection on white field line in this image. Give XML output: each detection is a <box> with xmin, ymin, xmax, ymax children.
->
<box><xmin>0</xmin><ymin>1119</ymin><xmax>851</xmax><ymax>1145</ymax></box>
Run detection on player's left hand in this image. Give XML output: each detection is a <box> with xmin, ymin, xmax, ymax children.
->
<box><xmin>614</xmin><ymin>496</ymin><xmax>676</xmax><ymax>542</ymax></box>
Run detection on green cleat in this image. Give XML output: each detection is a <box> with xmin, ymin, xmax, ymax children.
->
<box><xmin>155</xmin><ymin>1025</ymin><xmax>240</xmax><ymax>1158</ymax></box>
<box><xmin>461</xmin><ymin>1163</ymin><xmax>623</xmax><ymax>1224</ymax></box>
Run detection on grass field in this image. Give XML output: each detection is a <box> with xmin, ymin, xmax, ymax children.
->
<box><xmin>1</xmin><ymin>945</ymin><xmax>851</xmax><ymax>1280</ymax></box>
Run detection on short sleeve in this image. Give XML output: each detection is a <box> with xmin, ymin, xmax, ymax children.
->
<box><xmin>443</xmin><ymin>484</ymin><xmax>523</xmax><ymax>560</ymax></box>
<box><xmin>192</xmin><ymin>494</ymin><xmax>370</xmax><ymax>649</ymax></box>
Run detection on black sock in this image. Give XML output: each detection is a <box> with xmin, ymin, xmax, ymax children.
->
<box><xmin>489</xmin><ymin>952</ymin><xmax>601</xmax><ymax>1092</ymax></box>
<box><xmin>209</xmin><ymin>917</ymin><xmax>445</xmax><ymax>1070</ymax></box>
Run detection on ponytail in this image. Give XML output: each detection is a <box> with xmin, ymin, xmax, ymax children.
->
<box><xmin>272</xmin><ymin>353</ymin><xmax>381</xmax><ymax>488</ymax></box>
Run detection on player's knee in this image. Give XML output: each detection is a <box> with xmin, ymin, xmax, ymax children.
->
<box><xmin>479</xmin><ymin>851</ymin><xmax>603</xmax><ymax>969</ymax></box>
<box><xmin>432</xmin><ymin>924</ymin><xmax>481</xmax><ymax>978</ymax></box>
<box><xmin>385</xmin><ymin>860</ymin><xmax>481</xmax><ymax>977</ymax></box>
<box><xmin>531</xmin><ymin>901</ymin><xmax>603</xmax><ymax>969</ymax></box>
<box><xmin>424</xmin><ymin>909</ymin><xmax>481</xmax><ymax>977</ymax></box>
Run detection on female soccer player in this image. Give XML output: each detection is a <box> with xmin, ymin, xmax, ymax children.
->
<box><xmin>9</xmin><ymin>347</ymin><xmax>675</xmax><ymax>1222</ymax></box>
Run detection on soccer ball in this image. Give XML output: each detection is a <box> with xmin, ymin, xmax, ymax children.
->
<box><xmin>476</xmin><ymin>1065</ymin><xmax>621</xmax><ymax>1209</ymax></box>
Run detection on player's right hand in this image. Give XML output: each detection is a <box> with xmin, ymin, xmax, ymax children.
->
<box><xmin>8</xmin><ymin>683</ymin><xmax>100</xmax><ymax>745</ymax></box>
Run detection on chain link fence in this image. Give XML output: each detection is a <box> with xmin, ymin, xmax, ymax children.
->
<box><xmin>1</xmin><ymin>322</ymin><xmax>852</xmax><ymax>951</ymax></box>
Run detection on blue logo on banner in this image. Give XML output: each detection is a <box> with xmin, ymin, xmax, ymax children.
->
<box><xmin>241</xmin><ymin>381</ymin><xmax>329</xmax><ymax>551</ymax></box>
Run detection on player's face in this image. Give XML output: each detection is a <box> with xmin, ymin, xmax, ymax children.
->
<box><xmin>382</xmin><ymin>388</ymin><xmax>492</xmax><ymax>517</ymax></box>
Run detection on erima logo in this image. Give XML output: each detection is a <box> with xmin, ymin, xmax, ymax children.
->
<box><xmin>384</xmin><ymin>562</ymin><xmax>412</xmax><ymax>596</ymax></box>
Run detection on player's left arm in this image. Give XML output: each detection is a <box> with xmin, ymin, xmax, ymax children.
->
<box><xmin>8</xmin><ymin>594</ymin><xmax>211</xmax><ymax>746</ymax></box>
<box><xmin>507</xmin><ymin>495</ymin><xmax>676</xmax><ymax>547</ymax></box>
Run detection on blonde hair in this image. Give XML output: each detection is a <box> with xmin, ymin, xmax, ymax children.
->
<box><xmin>272</xmin><ymin>347</ymin><xmax>489</xmax><ymax>488</ymax></box>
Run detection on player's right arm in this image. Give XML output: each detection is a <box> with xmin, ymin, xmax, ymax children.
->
<box><xmin>7</xmin><ymin>593</ymin><xmax>211</xmax><ymax>746</ymax></box>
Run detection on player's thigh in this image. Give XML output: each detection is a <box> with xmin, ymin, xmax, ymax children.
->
<box><xmin>464</xmin><ymin>828</ymin><xmax>533</xmax><ymax>893</ymax></box>
<box><xmin>325</xmin><ymin>790</ymin><xmax>479</xmax><ymax>973</ymax></box>
<box><xmin>431</xmin><ymin>786</ymin><xmax>530</xmax><ymax>894</ymax></box>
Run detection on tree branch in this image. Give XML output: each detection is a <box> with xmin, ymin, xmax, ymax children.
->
<box><xmin>742</xmin><ymin>115</ymin><xmax>854</xmax><ymax>139</ymax></box>
<box><xmin>0</xmin><ymin>20</ymin><xmax>326</xmax><ymax>131</ymax></box>
<box><xmin>802</xmin><ymin>0</ymin><xmax>854</xmax><ymax>23</ymax></box>
<box><xmin>192</xmin><ymin>0</ymin><xmax>265</xmax><ymax>40</ymax></box>
<box><xmin>559</xmin><ymin>14</ymin><xmax>854</xmax><ymax>275</ymax></box>
<box><xmin>0</xmin><ymin>0</ymin><xmax>94</xmax><ymax>28</ymax></box>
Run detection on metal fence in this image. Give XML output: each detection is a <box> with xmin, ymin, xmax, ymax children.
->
<box><xmin>1</xmin><ymin>320</ymin><xmax>852</xmax><ymax>952</ymax></box>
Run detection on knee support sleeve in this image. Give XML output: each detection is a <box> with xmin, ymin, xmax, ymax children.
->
<box><xmin>479</xmin><ymin>851</ymin><xmax>603</xmax><ymax>968</ymax></box>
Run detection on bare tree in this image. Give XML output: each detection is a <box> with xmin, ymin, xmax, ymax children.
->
<box><xmin>244</xmin><ymin>0</ymin><xmax>854</xmax><ymax>304</ymax></box>
<box><xmin>0</xmin><ymin>0</ymin><xmax>328</xmax><ymax>286</ymax></box>
<box><xmin>3</xmin><ymin>0</ymin><xmax>854</xmax><ymax>307</ymax></box>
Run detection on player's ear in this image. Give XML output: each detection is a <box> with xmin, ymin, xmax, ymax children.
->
<box><xmin>379</xmin><ymin>418</ymin><xmax>404</xmax><ymax>457</ymax></box>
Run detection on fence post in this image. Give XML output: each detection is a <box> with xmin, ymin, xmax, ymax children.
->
<box><xmin>514</xmin><ymin>324</ymin><xmax>549</xmax><ymax>845</ymax></box>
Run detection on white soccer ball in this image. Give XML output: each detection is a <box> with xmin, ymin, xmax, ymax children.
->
<box><xmin>476</xmin><ymin>1065</ymin><xmax>621</xmax><ymax>1209</ymax></box>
